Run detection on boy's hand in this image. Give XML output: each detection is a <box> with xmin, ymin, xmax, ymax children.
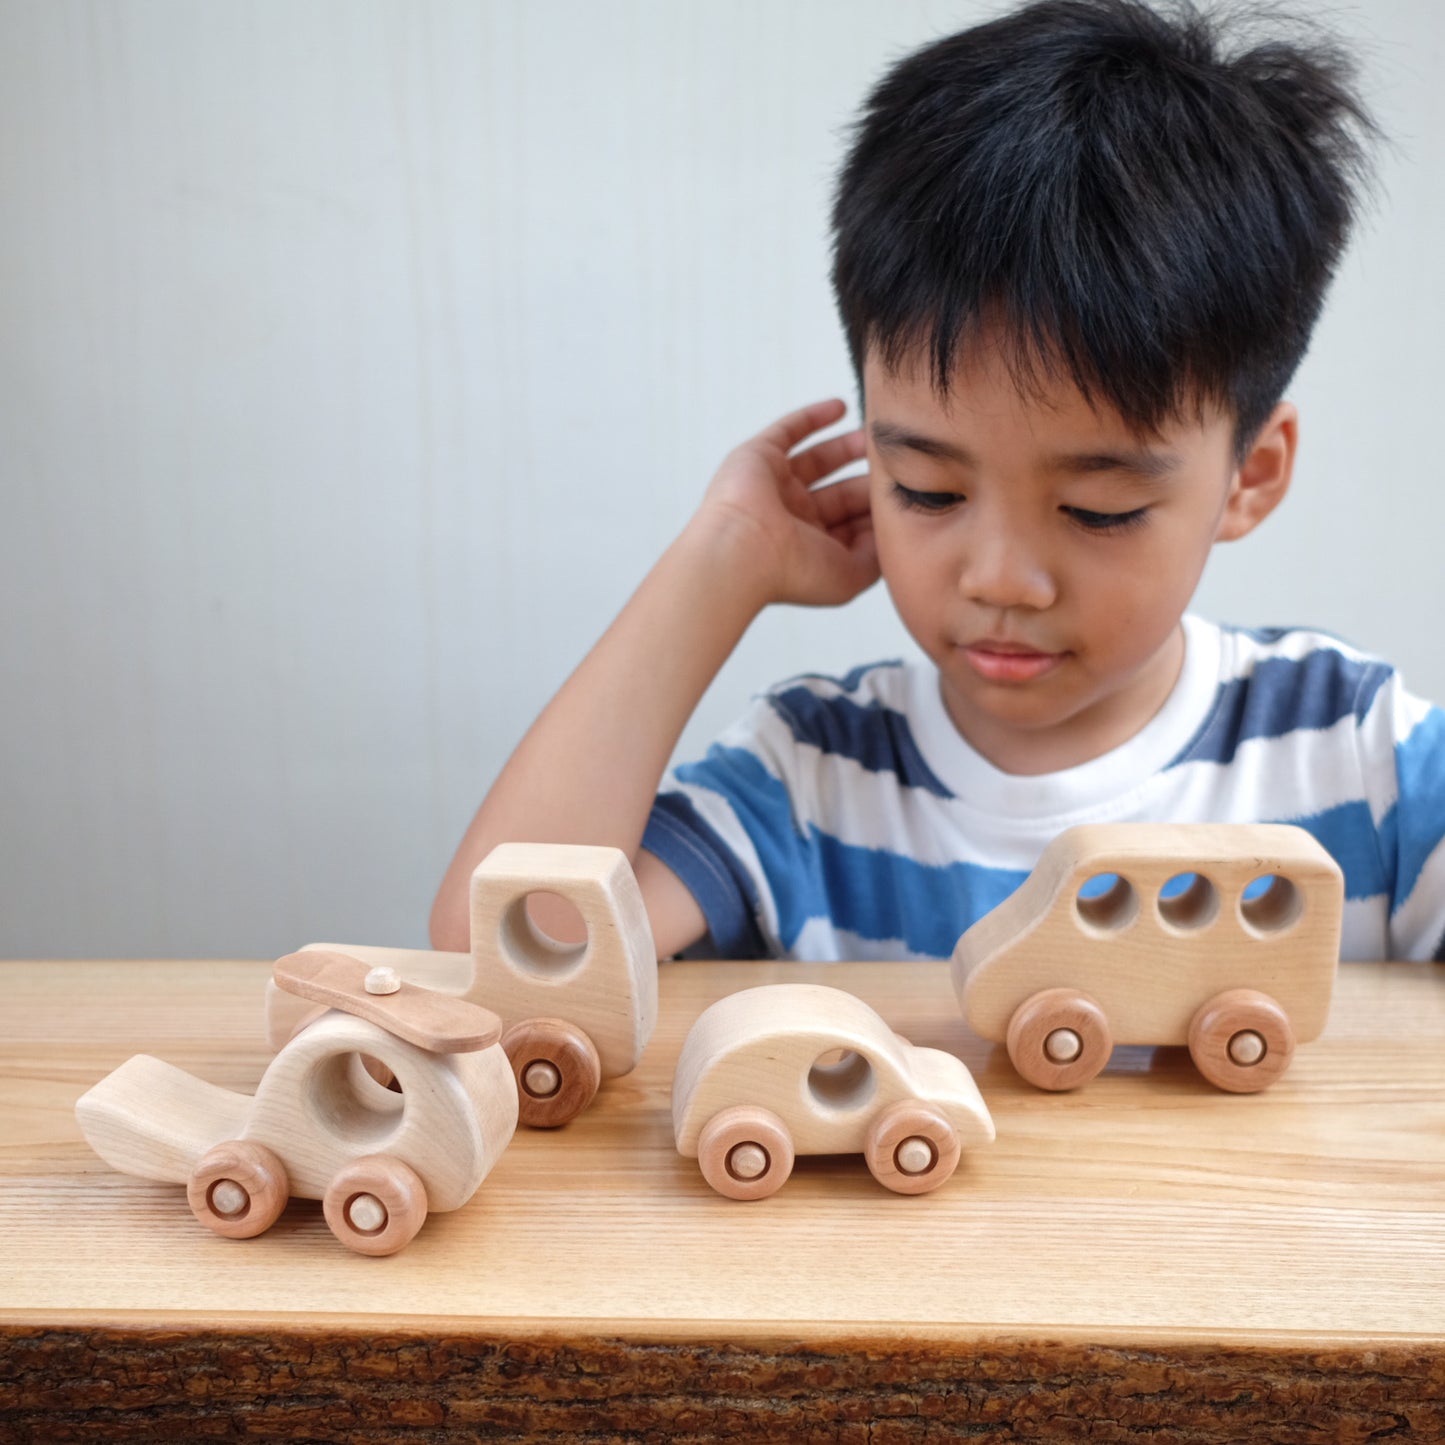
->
<box><xmin>689</xmin><ymin>398</ymin><xmax>880</xmax><ymax>608</ymax></box>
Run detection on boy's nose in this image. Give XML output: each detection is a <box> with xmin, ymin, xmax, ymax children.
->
<box><xmin>956</xmin><ymin>525</ymin><xmax>1055</xmax><ymax>611</ymax></box>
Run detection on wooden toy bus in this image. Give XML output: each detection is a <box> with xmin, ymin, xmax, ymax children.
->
<box><xmin>953</xmin><ymin>823</ymin><xmax>1344</xmax><ymax>1092</ymax></box>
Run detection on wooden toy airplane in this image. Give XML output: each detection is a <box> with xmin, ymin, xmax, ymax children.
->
<box><xmin>76</xmin><ymin>951</ymin><xmax>518</xmax><ymax>1255</ymax></box>
<box><xmin>673</xmin><ymin>983</ymin><xmax>994</xmax><ymax>1200</ymax></box>
<box><xmin>953</xmin><ymin>823</ymin><xmax>1344</xmax><ymax>1092</ymax></box>
<box><xmin>264</xmin><ymin>844</ymin><xmax>658</xmax><ymax>1128</ymax></box>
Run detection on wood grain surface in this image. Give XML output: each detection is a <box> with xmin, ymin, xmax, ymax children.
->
<box><xmin>4</xmin><ymin>956</ymin><xmax>1445</xmax><ymax>1440</ymax></box>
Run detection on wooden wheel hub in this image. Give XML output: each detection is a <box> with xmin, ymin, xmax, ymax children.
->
<box><xmin>893</xmin><ymin>1136</ymin><xmax>937</xmax><ymax>1177</ymax></box>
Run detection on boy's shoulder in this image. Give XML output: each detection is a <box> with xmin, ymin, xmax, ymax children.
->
<box><xmin>761</xmin><ymin>657</ymin><xmax>914</xmax><ymax>707</ymax></box>
<box><xmin>728</xmin><ymin>657</ymin><xmax>952</xmax><ymax>795</ymax></box>
<box><xmin>1215</xmin><ymin>620</ymin><xmax>1397</xmax><ymax>698</ymax></box>
<box><xmin>1176</xmin><ymin>619</ymin><xmax>1409</xmax><ymax>769</ymax></box>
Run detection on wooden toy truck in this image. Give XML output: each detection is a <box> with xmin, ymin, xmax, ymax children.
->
<box><xmin>76</xmin><ymin>951</ymin><xmax>518</xmax><ymax>1255</ymax></box>
<box><xmin>953</xmin><ymin>823</ymin><xmax>1344</xmax><ymax>1093</ymax></box>
<box><xmin>265</xmin><ymin>844</ymin><xmax>658</xmax><ymax>1128</ymax></box>
<box><xmin>673</xmin><ymin>983</ymin><xmax>994</xmax><ymax>1199</ymax></box>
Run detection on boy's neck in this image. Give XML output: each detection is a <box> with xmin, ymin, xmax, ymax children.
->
<box><xmin>936</xmin><ymin>623</ymin><xmax>1189</xmax><ymax>776</ymax></box>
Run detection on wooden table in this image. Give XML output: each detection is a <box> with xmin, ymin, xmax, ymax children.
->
<box><xmin>4</xmin><ymin>956</ymin><xmax>1445</xmax><ymax>1441</ymax></box>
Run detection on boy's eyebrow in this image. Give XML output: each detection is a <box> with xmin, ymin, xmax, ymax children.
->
<box><xmin>870</xmin><ymin>421</ymin><xmax>977</xmax><ymax>466</ymax></box>
<box><xmin>1051</xmin><ymin>449</ymin><xmax>1182</xmax><ymax>481</ymax></box>
<box><xmin>869</xmin><ymin>421</ymin><xmax>1181</xmax><ymax>481</ymax></box>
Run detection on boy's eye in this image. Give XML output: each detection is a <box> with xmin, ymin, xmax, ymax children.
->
<box><xmin>1063</xmin><ymin>505</ymin><xmax>1150</xmax><ymax>533</ymax></box>
<box><xmin>892</xmin><ymin>482</ymin><xmax>963</xmax><ymax>512</ymax></box>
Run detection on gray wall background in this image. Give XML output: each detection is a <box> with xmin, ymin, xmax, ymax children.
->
<box><xmin>3</xmin><ymin>0</ymin><xmax>1441</xmax><ymax>960</ymax></box>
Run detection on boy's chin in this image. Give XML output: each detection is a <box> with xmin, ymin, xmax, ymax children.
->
<box><xmin>936</xmin><ymin>671</ymin><xmax>1132</xmax><ymax>772</ymax></box>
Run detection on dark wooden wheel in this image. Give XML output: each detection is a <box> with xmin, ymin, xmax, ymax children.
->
<box><xmin>502</xmin><ymin>1017</ymin><xmax>603</xmax><ymax>1128</ymax></box>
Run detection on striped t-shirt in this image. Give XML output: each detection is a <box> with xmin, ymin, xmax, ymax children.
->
<box><xmin>641</xmin><ymin>616</ymin><xmax>1445</xmax><ymax>962</ymax></box>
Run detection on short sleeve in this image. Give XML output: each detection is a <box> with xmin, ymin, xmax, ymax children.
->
<box><xmin>640</xmin><ymin>694</ymin><xmax>822</xmax><ymax>959</ymax></box>
<box><xmin>1369</xmin><ymin>677</ymin><xmax>1445</xmax><ymax>960</ymax></box>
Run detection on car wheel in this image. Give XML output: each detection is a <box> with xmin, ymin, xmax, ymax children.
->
<box><xmin>864</xmin><ymin>1101</ymin><xmax>961</xmax><ymax>1194</ymax></box>
<box><xmin>1005</xmin><ymin>987</ymin><xmax>1112</xmax><ymax>1090</ymax></box>
<box><xmin>697</xmin><ymin>1105</ymin><xmax>795</xmax><ymax>1201</ymax></box>
<box><xmin>322</xmin><ymin>1154</ymin><xmax>429</xmax><ymax>1256</ymax></box>
<box><xmin>1188</xmin><ymin>988</ymin><xmax>1295</xmax><ymax>1092</ymax></box>
<box><xmin>502</xmin><ymin>1017</ymin><xmax>603</xmax><ymax>1128</ymax></box>
<box><xmin>187</xmin><ymin>1140</ymin><xmax>290</xmax><ymax>1239</ymax></box>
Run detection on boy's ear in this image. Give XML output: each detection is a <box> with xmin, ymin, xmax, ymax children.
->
<box><xmin>1215</xmin><ymin>401</ymin><xmax>1298</xmax><ymax>542</ymax></box>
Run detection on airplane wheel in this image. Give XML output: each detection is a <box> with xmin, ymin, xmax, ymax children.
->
<box><xmin>1006</xmin><ymin>988</ymin><xmax>1112</xmax><ymax>1090</ymax></box>
<box><xmin>502</xmin><ymin>1018</ymin><xmax>602</xmax><ymax>1128</ymax></box>
<box><xmin>864</xmin><ymin>1101</ymin><xmax>961</xmax><ymax>1194</ymax></box>
<box><xmin>187</xmin><ymin>1141</ymin><xmax>290</xmax><ymax>1239</ymax></box>
<box><xmin>697</xmin><ymin>1106</ymin><xmax>795</xmax><ymax>1201</ymax></box>
<box><xmin>322</xmin><ymin>1154</ymin><xmax>429</xmax><ymax>1256</ymax></box>
<box><xmin>1188</xmin><ymin>988</ymin><xmax>1295</xmax><ymax>1092</ymax></box>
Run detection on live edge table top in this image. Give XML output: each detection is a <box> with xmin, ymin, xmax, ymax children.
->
<box><xmin>4</xmin><ymin>956</ymin><xmax>1445</xmax><ymax>1442</ymax></box>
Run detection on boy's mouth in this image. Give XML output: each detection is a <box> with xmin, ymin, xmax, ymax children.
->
<box><xmin>960</xmin><ymin>640</ymin><xmax>1065</xmax><ymax>683</ymax></box>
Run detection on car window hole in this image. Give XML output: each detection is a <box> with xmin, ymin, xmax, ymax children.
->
<box><xmin>807</xmin><ymin>1049</ymin><xmax>876</xmax><ymax>1111</ymax></box>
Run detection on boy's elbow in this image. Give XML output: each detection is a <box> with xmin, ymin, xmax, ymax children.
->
<box><xmin>428</xmin><ymin>886</ymin><xmax>469</xmax><ymax>954</ymax></box>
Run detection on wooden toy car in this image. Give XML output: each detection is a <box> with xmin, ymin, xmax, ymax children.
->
<box><xmin>76</xmin><ymin>951</ymin><xmax>518</xmax><ymax>1255</ymax></box>
<box><xmin>265</xmin><ymin>844</ymin><xmax>658</xmax><ymax>1128</ymax></box>
<box><xmin>672</xmin><ymin>983</ymin><xmax>994</xmax><ymax>1200</ymax></box>
<box><xmin>953</xmin><ymin>823</ymin><xmax>1344</xmax><ymax>1093</ymax></box>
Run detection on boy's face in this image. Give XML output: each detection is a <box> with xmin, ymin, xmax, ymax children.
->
<box><xmin>863</xmin><ymin>343</ymin><xmax>1288</xmax><ymax>774</ymax></box>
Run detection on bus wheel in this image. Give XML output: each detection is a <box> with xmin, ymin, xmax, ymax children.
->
<box><xmin>1005</xmin><ymin>988</ymin><xmax>1112</xmax><ymax>1090</ymax></box>
<box><xmin>1188</xmin><ymin>988</ymin><xmax>1294</xmax><ymax>1092</ymax></box>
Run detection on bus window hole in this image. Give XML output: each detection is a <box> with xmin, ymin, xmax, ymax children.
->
<box><xmin>1158</xmin><ymin>873</ymin><xmax>1219</xmax><ymax>931</ymax></box>
<box><xmin>1241</xmin><ymin>875</ymin><xmax>1303</xmax><ymax>934</ymax></box>
<box><xmin>1076</xmin><ymin>875</ymin><xmax>1138</xmax><ymax>932</ymax></box>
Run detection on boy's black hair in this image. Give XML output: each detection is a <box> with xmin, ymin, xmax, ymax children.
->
<box><xmin>831</xmin><ymin>0</ymin><xmax>1378</xmax><ymax>449</ymax></box>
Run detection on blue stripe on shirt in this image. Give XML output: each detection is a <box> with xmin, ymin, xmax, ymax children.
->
<box><xmin>1171</xmin><ymin>646</ymin><xmax>1394</xmax><ymax>767</ymax></box>
<box><xmin>813</xmin><ymin>830</ymin><xmax>1027</xmax><ymax>957</ymax></box>
<box><xmin>648</xmin><ymin>747</ymin><xmax>827</xmax><ymax>956</ymax></box>
<box><xmin>642</xmin><ymin>790</ymin><xmax>769</xmax><ymax>958</ymax></box>
<box><xmin>766</xmin><ymin>685</ymin><xmax>955</xmax><ymax>799</ymax></box>
<box><xmin>1281</xmin><ymin>800</ymin><xmax>1388</xmax><ymax>902</ymax></box>
<box><xmin>647</xmin><ymin>743</ymin><xmax>1025</xmax><ymax>957</ymax></box>
<box><xmin>1391</xmin><ymin>706</ymin><xmax>1445</xmax><ymax>909</ymax></box>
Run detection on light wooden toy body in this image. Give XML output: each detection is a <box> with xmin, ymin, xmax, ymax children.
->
<box><xmin>265</xmin><ymin>844</ymin><xmax>659</xmax><ymax>1128</ymax></box>
<box><xmin>77</xmin><ymin>951</ymin><xmax>519</xmax><ymax>1255</ymax></box>
<box><xmin>953</xmin><ymin>823</ymin><xmax>1344</xmax><ymax>1093</ymax></box>
<box><xmin>673</xmin><ymin>983</ymin><xmax>995</xmax><ymax>1200</ymax></box>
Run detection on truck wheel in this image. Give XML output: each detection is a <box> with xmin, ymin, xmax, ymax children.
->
<box><xmin>1188</xmin><ymin>988</ymin><xmax>1295</xmax><ymax>1092</ymax></box>
<box><xmin>864</xmin><ymin>1101</ymin><xmax>960</xmax><ymax>1194</ymax></box>
<box><xmin>187</xmin><ymin>1141</ymin><xmax>290</xmax><ymax>1239</ymax></box>
<box><xmin>1006</xmin><ymin>988</ymin><xmax>1112</xmax><ymax>1090</ymax></box>
<box><xmin>697</xmin><ymin>1106</ymin><xmax>794</xmax><ymax>1201</ymax></box>
<box><xmin>502</xmin><ymin>1018</ymin><xmax>603</xmax><ymax>1128</ymax></box>
<box><xmin>322</xmin><ymin>1154</ymin><xmax>428</xmax><ymax>1256</ymax></box>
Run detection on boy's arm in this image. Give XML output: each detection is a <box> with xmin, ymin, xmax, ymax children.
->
<box><xmin>429</xmin><ymin>399</ymin><xmax>878</xmax><ymax>958</ymax></box>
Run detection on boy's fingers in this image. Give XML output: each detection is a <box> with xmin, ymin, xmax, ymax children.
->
<box><xmin>791</xmin><ymin>428</ymin><xmax>866</xmax><ymax>485</ymax></box>
<box><xmin>758</xmin><ymin>398</ymin><xmax>848</xmax><ymax>453</ymax></box>
<box><xmin>810</xmin><ymin>469</ymin><xmax>873</xmax><ymax>526</ymax></box>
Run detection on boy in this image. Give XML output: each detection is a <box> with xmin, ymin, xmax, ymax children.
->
<box><xmin>432</xmin><ymin>0</ymin><xmax>1445</xmax><ymax>964</ymax></box>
